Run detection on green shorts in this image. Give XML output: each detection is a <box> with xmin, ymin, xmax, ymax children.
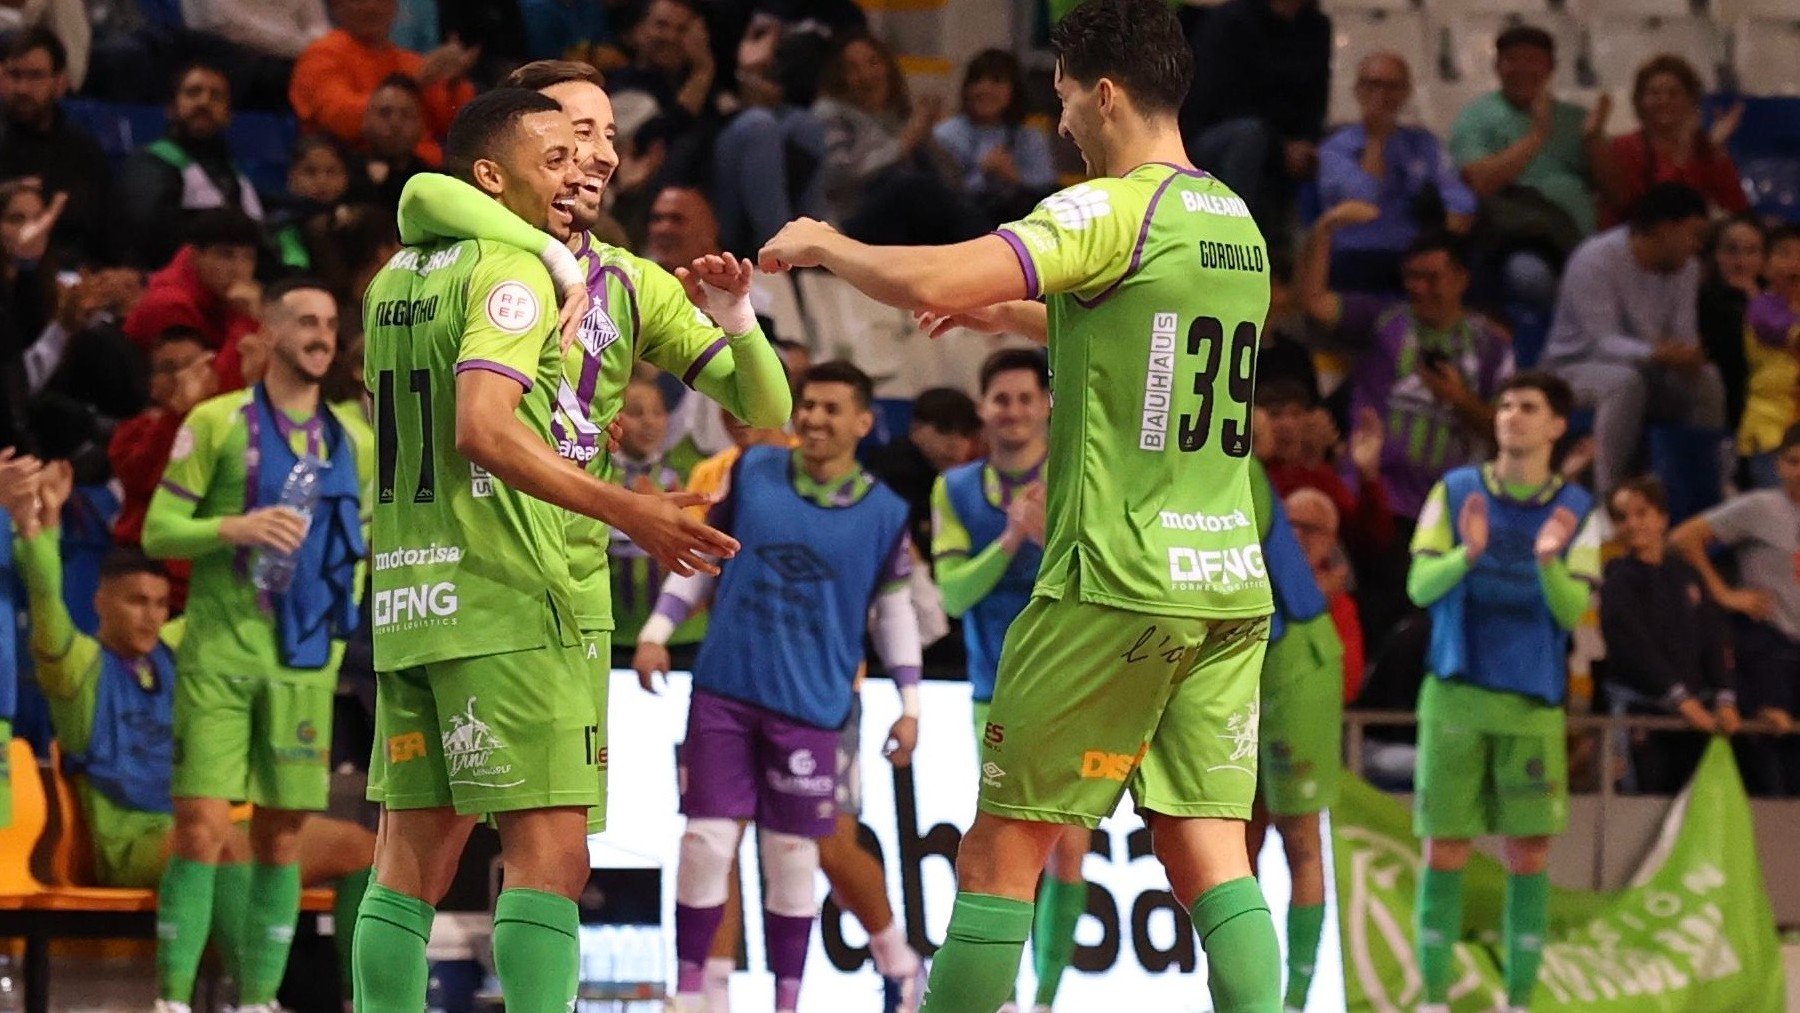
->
<box><xmin>977</xmin><ymin>590</ymin><xmax>1271</xmax><ymax>828</ymax></box>
<box><xmin>171</xmin><ymin>670</ymin><xmax>334</xmax><ymax>811</ymax></box>
<box><xmin>369</xmin><ymin>633</ymin><xmax>606</xmax><ymax>824</ymax></box>
<box><xmin>1414</xmin><ymin>676</ymin><xmax>1568</xmax><ymax>840</ymax></box>
<box><xmin>92</xmin><ymin>806</ymin><xmax>176</xmax><ymax>889</ymax></box>
<box><xmin>1259</xmin><ymin>613</ymin><xmax>1344</xmax><ymax>817</ymax></box>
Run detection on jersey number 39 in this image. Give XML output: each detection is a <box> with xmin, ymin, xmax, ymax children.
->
<box><xmin>1177</xmin><ymin>316</ymin><xmax>1257</xmax><ymax>459</ymax></box>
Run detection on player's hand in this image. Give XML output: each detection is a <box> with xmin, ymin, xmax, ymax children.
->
<box><xmin>633</xmin><ymin>641</ymin><xmax>673</xmax><ymax>694</ymax></box>
<box><xmin>1759</xmin><ymin>707</ymin><xmax>1795</xmax><ymax>735</ymax></box>
<box><xmin>1458</xmin><ymin>493</ymin><xmax>1489</xmax><ymax>562</ymax></box>
<box><xmin>34</xmin><ymin>459</ymin><xmax>72</xmax><ymax>532</ymax></box>
<box><xmin>915</xmin><ymin>305</ymin><xmax>1008</xmax><ymax>339</ymax></box>
<box><xmin>611</xmin><ymin>490</ymin><xmax>740</xmax><ymax>577</ymax></box>
<box><xmin>676</xmin><ymin>253</ymin><xmax>758</xmax><ymax>334</ymax></box>
<box><xmin>883</xmin><ymin>715</ymin><xmax>919</xmax><ymax>768</ymax></box>
<box><xmin>1717</xmin><ymin>702</ymin><xmax>1742</xmax><ymax>736</ymax></box>
<box><xmin>1677</xmin><ymin>696</ymin><xmax>1717</xmax><ymax>734</ymax></box>
<box><xmin>1718</xmin><ymin>586</ymin><xmax>1775</xmax><ymax>623</ymax></box>
<box><xmin>557</xmin><ymin>283</ymin><xmax>591</xmax><ymax>356</ymax></box>
<box><xmin>219</xmin><ymin>506</ymin><xmax>310</xmax><ymax>554</ymax></box>
<box><xmin>1533</xmin><ymin>505</ymin><xmax>1579</xmax><ymax>565</ymax></box>
<box><xmin>0</xmin><ymin>448</ymin><xmax>46</xmax><ymax>535</ymax></box>
<box><xmin>607</xmin><ymin>417</ymin><xmax>625</xmax><ymax>454</ymax></box>
<box><xmin>758</xmin><ymin>218</ymin><xmax>838</xmax><ymax>273</ymax></box>
<box><xmin>1003</xmin><ymin>482</ymin><xmax>1046</xmax><ymax>549</ymax></box>
<box><xmin>1348</xmin><ymin>406</ymin><xmax>1384</xmax><ymax>481</ymax></box>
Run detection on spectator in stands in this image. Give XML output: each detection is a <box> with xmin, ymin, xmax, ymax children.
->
<box><xmin>1258</xmin><ymin>250</ymin><xmax>1321</xmax><ymax>397</ymax></box>
<box><xmin>109</xmin><ymin>326</ymin><xmax>213</xmax><ymax>552</ymax></box>
<box><xmin>122</xmin><ymin>208</ymin><xmax>262</xmax><ymax>390</ymax></box>
<box><xmin>612</xmin><ymin>0</ymin><xmax>715</xmax><ymax>125</ymax></box>
<box><xmin>1300</xmin><ymin>202</ymin><xmax>1514</xmax><ymax>525</ymax></box>
<box><xmin>934</xmin><ymin>48</ymin><xmax>1056</xmax><ymax>229</ymax></box>
<box><xmin>644</xmin><ymin>185</ymin><xmax>722</xmax><ymax>275</ymax></box>
<box><xmin>1255</xmin><ymin>376</ymin><xmax>1394</xmax><ymax>560</ymax></box>
<box><xmin>1</xmin><ymin>179</ymin><xmax>64</xmax><ymax>348</ymax></box>
<box><xmin>265</xmin><ymin>134</ymin><xmax>353</xmax><ymax>272</ymax></box>
<box><xmin>611</xmin><ymin>368</ymin><xmax>695</xmax><ymax>647</ymax></box>
<box><xmin>21</xmin><ymin>264</ymin><xmax>148</xmax><ymax>473</ymax></box>
<box><xmin>1699</xmin><ymin>213</ymin><xmax>1766</xmax><ymax>435</ymax></box>
<box><xmin>1317</xmin><ymin>53</ymin><xmax>1476</xmax><ymax>294</ymax></box>
<box><xmin>1599</xmin><ymin>55</ymin><xmax>1747</xmax><ymax>230</ymax></box>
<box><xmin>1181</xmin><ymin>0</ymin><xmax>1330</xmax><ymax>243</ymax></box>
<box><xmin>1738</xmin><ymin>227</ymin><xmax>1800</xmax><ymax>488</ymax></box>
<box><xmin>520</xmin><ymin>0</ymin><xmax>616</xmax><ymax>65</ymax></box>
<box><xmin>711</xmin><ymin>19</ymin><xmax>829</xmax><ymax>255</ymax></box>
<box><xmin>1601</xmin><ymin>475</ymin><xmax>1734</xmax><ymax>791</ymax></box>
<box><xmin>0</xmin><ymin>0</ymin><xmax>89</xmax><ymax>89</ymax></box>
<box><xmin>1286</xmin><ymin>485</ymin><xmax>1365</xmax><ymax>703</ymax></box>
<box><xmin>866</xmin><ymin>386</ymin><xmax>981</xmax><ymax>555</ymax></box>
<box><xmin>1542</xmin><ymin>183</ymin><xmax>1718</xmax><ymax>495</ymax></box>
<box><xmin>1449</xmin><ymin>26</ymin><xmax>1610</xmax><ymax>311</ymax></box>
<box><xmin>289</xmin><ymin>0</ymin><xmax>478</xmax><ymax>165</ymax></box>
<box><xmin>813</xmin><ymin>33</ymin><xmax>986</xmax><ymax>246</ymax></box>
<box><xmin>1671</xmin><ymin>423</ymin><xmax>1800</xmax><ymax>794</ymax></box>
<box><xmin>180</xmin><ymin>0</ymin><xmax>328</xmax><ymax>108</ymax></box>
<box><xmin>349</xmin><ymin>74</ymin><xmax>431</xmax><ymax>215</ymax></box>
<box><xmin>0</xmin><ymin>28</ymin><xmax>111</xmax><ymax>264</ymax></box>
<box><xmin>116</xmin><ymin>61</ymin><xmax>266</xmax><ymax>272</ymax></box>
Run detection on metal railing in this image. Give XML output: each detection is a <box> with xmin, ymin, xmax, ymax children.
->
<box><xmin>1342</xmin><ymin>709</ymin><xmax>1792</xmax><ymax>891</ymax></box>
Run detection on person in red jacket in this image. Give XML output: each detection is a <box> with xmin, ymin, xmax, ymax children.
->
<box><xmin>121</xmin><ymin>209</ymin><xmax>262</xmax><ymax>390</ymax></box>
<box><xmin>1256</xmin><ymin>375</ymin><xmax>1395</xmax><ymax>559</ymax></box>
<box><xmin>107</xmin><ymin>326</ymin><xmax>217</xmax><ymax>608</ymax></box>
<box><xmin>1285</xmin><ymin>485</ymin><xmax>1366</xmax><ymax>702</ymax></box>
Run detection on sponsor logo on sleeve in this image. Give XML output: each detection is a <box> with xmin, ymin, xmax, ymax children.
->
<box><xmin>170</xmin><ymin>425</ymin><xmax>196</xmax><ymax>462</ymax></box>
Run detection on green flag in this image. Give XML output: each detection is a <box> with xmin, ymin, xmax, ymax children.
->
<box><xmin>1332</xmin><ymin>738</ymin><xmax>1785</xmax><ymax>1011</ymax></box>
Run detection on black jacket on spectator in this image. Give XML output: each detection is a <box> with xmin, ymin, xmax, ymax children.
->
<box><xmin>1600</xmin><ymin>555</ymin><xmax>1732</xmax><ymax>709</ymax></box>
<box><xmin>863</xmin><ymin>436</ymin><xmax>939</xmax><ymax>558</ymax></box>
<box><xmin>1182</xmin><ymin>0</ymin><xmax>1331</xmax><ymax>144</ymax></box>
<box><xmin>1698</xmin><ymin>277</ymin><xmax>1751</xmax><ymax>433</ymax></box>
<box><xmin>115</xmin><ymin>136</ymin><xmax>260</xmax><ymax>271</ymax></box>
<box><xmin>0</xmin><ymin>109</ymin><xmax>114</xmax><ymax>265</ymax></box>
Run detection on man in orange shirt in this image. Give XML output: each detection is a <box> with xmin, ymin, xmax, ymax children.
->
<box><xmin>289</xmin><ymin>0</ymin><xmax>478</xmax><ymax>165</ymax></box>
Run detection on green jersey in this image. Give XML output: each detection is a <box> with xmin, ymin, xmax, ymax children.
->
<box><xmin>361</xmin><ymin>238</ymin><xmax>579</xmax><ymax>669</ymax></box>
<box><xmin>144</xmin><ymin>389</ymin><xmax>372</xmax><ymax>684</ymax></box>
<box><xmin>995</xmin><ymin>163</ymin><xmax>1274</xmax><ymax>619</ymax></box>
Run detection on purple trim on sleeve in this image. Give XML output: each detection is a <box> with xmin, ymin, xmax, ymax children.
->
<box><xmin>455</xmin><ymin>358</ymin><xmax>534</xmax><ymax>392</ymax></box>
<box><xmin>159</xmin><ymin>478</ymin><xmax>201</xmax><ymax>502</ymax></box>
<box><xmin>651</xmin><ymin>591</ymin><xmax>695</xmax><ymax>627</ymax></box>
<box><xmin>1150</xmin><ymin>161</ymin><xmax>1211</xmax><ymax>178</ymax></box>
<box><xmin>889</xmin><ymin>664</ymin><xmax>922</xmax><ymax>689</ymax></box>
<box><xmin>994</xmin><ymin>228</ymin><xmax>1040</xmax><ymax>300</ymax></box>
<box><xmin>881</xmin><ymin>530</ymin><xmax>915</xmax><ymax>586</ymax></box>
<box><xmin>1075</xmin><ymin>171</ymin><xmax>1181</xmax><ymax>310</ymax></box>
<box><xmin>682</xmin><ymin>336</ymin><xmax>729</xmax><ymax>388</ymax></box>
<box><xmin>598</xmin><ymin>264</ymin><xmax>641</xmax><ymax>345</ymax></box>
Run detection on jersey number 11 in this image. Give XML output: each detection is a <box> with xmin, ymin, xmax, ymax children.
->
<box><xmin>376</xmin><ymin>368</ymin><xmax>437</xmax><ymax>504</ymax></box>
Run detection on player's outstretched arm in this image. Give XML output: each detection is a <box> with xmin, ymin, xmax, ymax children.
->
<box><xmin>915</xmin><ymin>301</ymin><xmax>1047</xmax><ymax>345</ymax></box>
<box><xmin>665</xmin><ymin>253</ymin><xmax>792</xmax><ymax>428</ymax></box>
<box><xmin>871</xmin><ymin>579</ymin><xmax>923</xmax><ymax>767</ymax></box>
<box><xmin>455</xmin><ymin>369</ymin><xmax>738</xmax><ymax>577</ymax></box>
<box><xmin>758</xmin><ymin>219</ymin><xmax>1028</xmax><ymax>318</ymax></box>
<box><xmin>634</xmin><ymin>569</ymin><xmax>720</xmax><ymax>693</ymax></box>
<box><xmin>7</xmin><ymin>462</ymin><xmax>98</xmax><ymax>698</ymax></box>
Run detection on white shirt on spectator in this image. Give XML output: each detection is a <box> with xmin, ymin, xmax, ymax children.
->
<box><xmin>1541</xmin><ymin>226</ymin><xmax>1701</xmax><ymax>368</ymax></box>
<box><xmin>180</xmin><ymin>0</ymin><xmax>329</xmax><ymax>61</ymax></box>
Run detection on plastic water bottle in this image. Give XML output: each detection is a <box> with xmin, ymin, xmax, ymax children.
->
<box><xmin>0</xmin><ymin>954</ymin><xmax>22</xmax><ymax>1013</ymax></box>
<box><xmin>252</xmin><ymin>455</ymin><xmax>325</xmax><ymax>595</ymax></box>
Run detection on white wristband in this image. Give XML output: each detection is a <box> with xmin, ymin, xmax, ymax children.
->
<box><xmin>540</xmin><ymin>238</ymin><xmax>586</xmax><ymax>299</ymax></box>
<box><xmin>638</xmin><ymin>613</ymin><xmax>676</xmax><ymax>647</ymax></box>
<box><xmin>699</xmin><ymin>282</ymin><xmax>757</xmax><ymax>336</ymax></box>
<box><xmin>900</xmin><ymin>685</ymin><xmax>921</xmax><ymax>719</ymax></box>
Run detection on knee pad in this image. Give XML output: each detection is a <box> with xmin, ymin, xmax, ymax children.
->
<box><xmin>759</xmin><ymin>830</ymin><xmax>821</xmax><ymax>918</ymax></box>
<box><xmin>677</xmin><ymin>818</ymin><xmax>742</xmax><ymax>908</ymax></box>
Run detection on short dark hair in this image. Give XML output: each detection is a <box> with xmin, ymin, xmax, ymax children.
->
<box><xmin>1780</xmin><ymin>422</ymin><xmax>1800</xmax><ymax>454</ymax></box>
<box><xmin>1051</xmin><ymin>0</ymin><xmax>1193</xmax><ymax>117</ymax></box>
<box><xmin>1629</xmin><ymin>182</ymin><xmax>1708</xmax><ymax>232</ymax></box>
<box><xmin>99</xmin><ymin>547</ymin><xmax>167</xmax><ymax>584</ymax></box>
<box><xmin>1255</xmin><ymin>374</ymin><xmax>1317</xmax><ymax>412</ymax></box>
<box><xmin>169</xmin><ymin>59</ymin><xmax>230</xmax><ymax>101</ymax></box>
<box><xmin>373</xmin><ymin>72</ymin><xmax>424</xmax><ymax>102</ymax></box>
<box><xmin>504</xmin><ymin>59</ymin><xmax>605</xmax><ymax>91</ymax></box>
<box><xmin>1403</xmin><ymin>231</ymin><xmax>1471</xmax><ymax>272</ymax></box>
<box><xmin>443</xmin><ymin>87</ymin><xmax>565</xmax><ymax>183</ymax></box>
<box><xmin>1495</xmin><ymin>25</ymin><xmax>1555</xmax><ymax>57</ymax></box>
<box><xmin>1608</xmin><ymin>474</ymin><xmax>1668</xmax><ymax>519</ymax></box>
<box><xmin>961</xmin><ymin>49</ymin><xmax>1028</xmax><ymax>125</ymax></box>
<box><xmin>265</xmin><ymin>275</ymin><xmax>335</xmax><ymax>312</ymax></box>
<box><xmin>4</xmin><ymin>26</ymin><xmax>66</xmax><ymax>72</ymax></box>
<box><xmin>1767</xmin><ymin>223</ymin><xmax>1800</xmax><ymax>252</ymax></box>
<box><xmin>185</xmin><ymin>207</ymin><xmax>262</xmax><ymax>250</ymax></box>
<box><xmin>912</xmin><ymin>388</ymin><xmax>981</xmax><ymax>436</ymax></box>
<box><xmin>800</xmin><ymin>360</ymin><xmax>875</xmax><ymax>409</ymax></box>
<box><xmin>154</xmin><ymin>325</ymin><xmax>207</xmax><ymax>349</ymax></box>
<box><xmin>1497</xmin><ymin>370</ymin><xmax>1574</xmax><ymax>420</ymax></box>
<box><xmin>979</xmin><ymin>348</ymin><xmax>1049</xmax><ymax>395</ymax></box>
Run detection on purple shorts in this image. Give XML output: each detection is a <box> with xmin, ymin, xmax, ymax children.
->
<box><xmin>679</xmin><ymin>689</ymin><xmax>840</xmax><ymax>838</ymax></box>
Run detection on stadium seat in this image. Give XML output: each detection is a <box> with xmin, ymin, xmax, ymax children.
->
<box><xmin>1570</xmin><ymin>0</ymin><xmax>1695</xmax><ymax>20</ymax></box>
<box><xmin>1733</xmin><ymin>18</ymin><xmax>1800</xmax><ymax>96</ymax></box>
<box><xmin>1435</xmin><ymin>11</ymin><xmax>1589</xmax><ymax>94</ymax></box>
<box><xmin>1587</xmin><ymin>15</ymin><xmax>1725</xmax><ymax>93</ymax></box>
<box><xmin>1318</xmin><ymin>0</ymin><xmax>1416</xmax><ymax>17</ymax></box>
<box><xmin>1327</xmin><ymin>9</ymin><xmax>1432</xmax><ymax>125</ymax></box>
<box><xmin>0</xmin><ymin>738</ymin><xmax>46</xmax><ymax>901</ymax></box>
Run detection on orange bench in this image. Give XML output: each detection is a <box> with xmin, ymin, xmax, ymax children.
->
<box><xmin>0</xmin><ymin>739</ymin><xmax>334</xmax><ymax>1013</ymax></box>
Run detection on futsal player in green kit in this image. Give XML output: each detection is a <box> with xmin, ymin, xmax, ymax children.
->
<box><xmin>761</xmin><ymin>1</ymin><xmax>1283</xmax><ymax>1008</ymax></box>
<box><xmin>385</xmin><ymin>58</ymin><xmax>791</xmax><ymax>710</ymax></box>
<box><xmin>142</xmin><ymin>277</ymin><xmax>373</xmax><ymax>1013</ymax></box>
<box><xmin>354</xmin><ymin>89</ymin><xmax>738</xmax><ymax>1013</ymax></box>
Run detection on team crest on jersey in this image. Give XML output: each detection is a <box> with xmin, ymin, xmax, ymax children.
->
<box><xmin>577</xmin><ymin>303</ymin><xmax>622</xmax><ymax>357</ymax></box>
<box><xmin>443</xmin><ymin>696</ymin><xmax>523</xmax><ymax>789</ymax></box>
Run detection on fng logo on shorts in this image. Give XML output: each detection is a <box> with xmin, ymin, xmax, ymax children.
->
<box><xmin>443</xmin><ymin>697</ymin><xmax>523</xmax><ymax>789</ymax></box>
<box><xmin>374</xmin><ymin>581</ymin><xmax>459</xmax><ymax>631</ymax></box>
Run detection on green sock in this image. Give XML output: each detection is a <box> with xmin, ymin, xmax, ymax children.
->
<box><xmin>491</xmin><ymin>888</ymin><xmax>581</xmax><ymax>1013</ymax></box>
<box><xmin>335</xmin><ymin>867</ymin><xmax>373</xmax><ymax>1001</ymax></box>
<box><xmin>354</xmin><ymin>883</ymin><xmax>436</xmax><ymax>1012</ymax></box>
<box><xmin>1416</xmin><ymin>867</ymin><xmax>1464</xmax><ymax>1004</ymax></box>
<box><xmin>1190</xmin><ymin>876</ymin><xmax>1281</xmax><ymax>1013</ymax></box>
<box><xmin>1032</xmin><ymin>877</ymin><xmax>1087</xmax><ymax>1006</ymax></box>
<box><xmin>156</xmin><ymin>857</ymin><xmax>218</xmax><ymax>1002</ymax></box>
<box><xmin>210</xmin><ymin>861</ymin><xmax>252</xmax><ymax>984</ymax></box>
<box><xmin>1283</xmin><ymin>903</ymin><xmax>1326</xmax><ymax>1010</ymax></box>
<box><xmin>1504</xmin><ymin>872</ymin><xmax>1550</xmax><ymax>1007</ymax></box>
<box><xmin>919</xmin><ymin>892</ymin><xmax>1034</xmax><ymax>1013</ymax></box>
<box><xmin>240</xmin><ymin>862</ymin><xmax>302</xmax><ymax>1004</ymax></box>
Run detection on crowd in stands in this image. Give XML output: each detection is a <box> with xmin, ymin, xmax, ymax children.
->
<box><xmin>1</xmin><ymin>0</ymin><xmax>1799</xmax><ymax>837</ymax></box>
